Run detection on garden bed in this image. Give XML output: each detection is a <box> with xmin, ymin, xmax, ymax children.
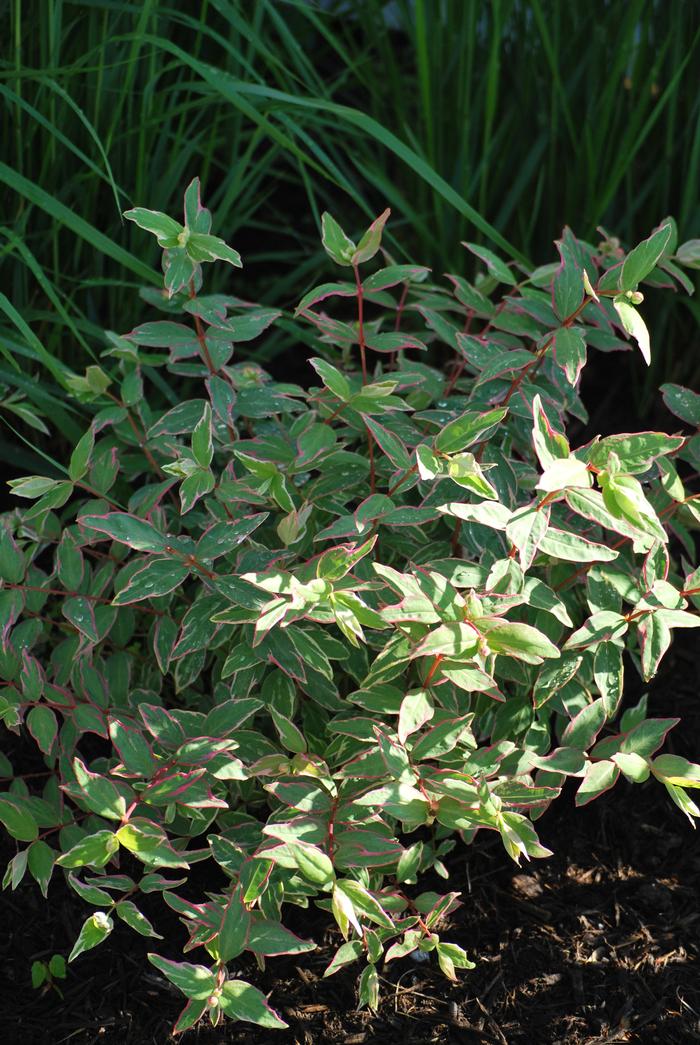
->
<box><xmin>3</xmin><ymin>634</ymin><xmax>698</xmax><ymax>1045</ymax></box>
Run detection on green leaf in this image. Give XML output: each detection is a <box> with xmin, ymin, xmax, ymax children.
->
<box><xmin>435</xmin><ymin>407</ymin><xmax>507</xmax><ymax>454</ymax></box>
<box><xmin>7</xmin><ymin>475</ymin><xmax>65</xmax><ymax>499</ymax></box>
<box><xmin>309</xmin><ymin>358</ymin><xmax>351</xmax><ymax>400</ymax></box>
<box><xmin>643</xmin><ymin>610</ymin><xmax>672</xmax><ymax>681</ymax></box>
<box><xmin>217</xmin><ymin>886</ymin><xmax>251</xmax><ymax>962</ymax></box>
<box><xmin>186</xmin><ymin>232</ymin><xmax>242</xmax><ymax>267</ymax></box>
<box><xmin>27</xmin><ymin>840</ymin><xmax>55</xmax><ymax>898</ymax></box>
<box><xmin>663</xmin><ymin>783</ymin><xmax>700</xmax><ymax>825</ymax></box>
<box><xmin>554</xmin><ymin>326</ymin><xmax>587</xmax><ymax>385</ymax></box>
<box><xmin>621</xmin><ymin>718</ymin><xmax>679</xmax><ymax>758</ymax></box>
<box><xmin>31</xmin><ymin>961</ymin><xmax>46</xmax><ymax>989</ymax></box>
<box><xmin>295</xmin><ymin>281</ymin><xmax>355</xmax><ymax>314</ymax></box>
<box><xmin>396</xmin><ymin>841</ymin><xmax>423</xmax><ymax>883</ymax></box>
<box><xmin>163</xmin><ymin>247</ymin><xmax>197</xmax><ymax>298</ymax></box>
<box><xmin>63</xmin><ymin>596</ymin><xmax>99</xmax><ymax>643</ymax></box>
<box><xmin>287</xmin><ymin>842</ymin><xmax>335</xmax><ymax>887</ymax></box>
<box><xmin>576</xmin><ymin>760</ymin><xmax>619</xmax><ymax>806</ymax></box>
<box><xmin>116</xmin><ymin>819</ymin><xmax>190</xmax><ymax>869</ymax></box>
<box><xmin>353</xmin><ymin>208</ymin><xmax>390</xmax><ymax>264</ymax></box>
<box><xmin>437</xmin><ymin>941</ymin><xmax>475</xmax><ymax>979</ymax></box>
<box><xmin>147</xmin><ymin>954</ymin><xmax>216</xmax><ymax>1000</ymax></box>
<box><xmin>676</xmin><ymin>239</ymin><xmax>700</xmax><ymax>268</ymax></box>
<box><xmin>109</xmin><ymin>718</ymin><xmax>156</xmax><ymax>776</ymax></box>
<box><xmin>463</xmin><ymin>242</ymin><xmax>517</xmax><ymax>285</ymax></box>
<box><xmin>191</xmin><ymin>402</ymin><xmax>213</xmax><ymax>468</ymax></box>
<box><xmin>398</xmin><ymin>690</ymin><xmax>434</xmax><ymax>744</ymax></box>
<box><xmin>593</xmin><ymin>641</ymin><xmax>624</xmax><ymax>717</ymax></box>
<box><xmin>335</xmin><ymin>880</ymin><xmax>394</xmax><ymax>929</ymax></box>
<box><xmin>416</xmin><ymin>443</ymin><xmax>440</xmax><ymax>479</ymax></box>
<box><xmin>79</xmin><ymin>512</ymin><xmax>168</xmax><ymax>553</ymax></box>
<box><xmin>357</xmin><ymin>964</ymin><xmax>379</xmax><ymax>1011</ymax></box>
<box><xmin>220</xmin><ymin>980</ymin><xmax>288</xmax><ymax>1029</ymax></box>
<box><xmin>48</xmin><ymin>954</ymin><xmax>66</xmax><ymax>980</ymax></box>
<box><xmin>531</xmin><ymin>394</ymin><xmax>569</xmax><ymax>469</ymax></box>
<box><xmin>652</xmin><ymin>754</ymin><xmax>700</xmax><ymax>787</ymax></box>
<box><xmin>324</xmin><ymin>940</ymin><xmax>364</xmax><ymax>977</ymax></box>
<box><xmin>613</xmin><ymin>296</ymin><xmax>651</xmax><ymax>365</ymax></box>
<box><xmin>179</xmin><ymin>468</ymin><xmax>215</xmax><ymax>514</ymax></box>
<box><xmin>538</xmin><ymin>528</ymin><xmax>619</xmax><ymax>563</ymax></box>
<box><xmin>67</xmin><ymin>873</ymin><xmax>114</xmax><ymax>906</ymax></box>
<box><xmin>247</xmin><ymin>920</ymin><xmax>315</xmax><ymax>956</ymax></box>
<box><xmin>269</xmin><ymin>705</ymin><xmax>307</xmax><ymax>754</ymax></box>
<box><xmin>113</xmin><ymin>558</ymin><xmax>190</xmax><ymax>605</ymax></box>
<box><xmin>68</xmin><ymin>911</ymin><xmax>114</xmax><ymax>962</ymax></box>
<box><xmin>355</xmin><ymin>782</ymin><xmax>429</xmax><ymax>822</ymax></box>
<box><xmin>0</xmin><ymin>795</ymin><xmax>38</xmax><ymax>841</ymax></box>
<box><xmin>414</xmin><ymin>622</ymin><xmax>480</xmax><ymax>660</ymax></box>
<box><xmin>123</xmin><ymin>208</ymin><xmax>182</xmax><ymax>246</ymax></box>
<box><xmin>173</xmin><ymin>999</ymin><xmax>208</xmax><ymax>1033</ymax></box>
<box><xmin>116</xmin><ymin>900</ymin><xmax>163</xmax><ymax>938</ymax></box>
<box><xmin>536</xmin><ymin>457</ymin><xmax>591</xmax><ymax>493</ymax></box>
<box><xmin>599</xmin><ymin>472</ymin><xmax>665</xmax><ymax>541</ymax></box>
<box><xmin>321</xmin><ymin>212</ymin><xmax>356</xmax><ymax>266</ymax></box>
<box><xmin>447</xmin><ymin>452</ymin><xmax>498</xmax><ymax>498</ymax></box>
<box><xmin>620</xmin><ymin>224</ymin><xmax>673</xmax><ymax>292</ymax></box>
<box><xmin>26</xmin><ymin>705</ymin><xmax>58</xmax><ymax>755</ymax></box>
<box><xmin>613</xmin><ymin>752</ymin><xmax>650</xmax><ymax>783</ymax></box>
<box><xmin>479</xmin><ymin>620</ymin><xmax>559</xmax><ymax>664</ymax></box>
<box><xmin>553</xmin><ymin>253</ymin><xmax>583</xmax><ymax>320</ymax></box>
<box><xmin>56</xmin><ymin>830</ymin><xmax>119</xmax><ymax>869</ymax></box>
<box><xmin>73</xmin><ymin>758</ymin><xmax>127</xmax><ymax>821</ymax></box>
<box><xmin>437</xmin><ymin>500</ymin><xmax>512</xmax><ymax>530</ymax></box>
<box><xmin>362</xmin><ymin>416</ymin><xmax>410</xmax><ymax>469</ymax></box>
<box><xmin>505</xmin><ymin>504</ymin><xmax>549</xmax><ymax>570</ymax></box>
<box><xmin>660</xmin><ymin>383</ymin><xmax>700</xmax><ymax>426</ymax></box>
<box><xmin>69</xmin><ymin>427</ymin><xmax>95</xmax><ymax>482</ymax></box>
<box><xmin>363</xmin><ymin>265</ymin><xmax>429</xmax><ymax>292</ymax></box>
<box><xmin>411</xmin><ymin>714</ymin><xmax>474</xmax><ymax>760</ymax></box>
<box><xmin>563</xmin><ymin>698</ymin><xmax>606</xmax><ymax>749</ymax></box>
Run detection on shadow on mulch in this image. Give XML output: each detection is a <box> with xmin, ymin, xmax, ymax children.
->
<box><xmin>2</xmin><ymin>637</ymin><xmax>699</xmax><ymax>1045</ymax></box>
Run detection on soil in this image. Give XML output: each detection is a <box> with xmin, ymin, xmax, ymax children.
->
<box><xmin>2</xmin><ymin>638</ymin><xmax>699</xmax><ymax>1045</ymax></box>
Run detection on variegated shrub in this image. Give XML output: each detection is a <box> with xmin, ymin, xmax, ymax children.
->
<box><xmin>1</xmin><ymin>181</ymin><xmax>699</xmax><ymax>1032</ymax></box>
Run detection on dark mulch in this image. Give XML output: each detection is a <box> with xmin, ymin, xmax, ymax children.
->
<box><xmin>2</xmin><ymin>635</ymin><xmax>699</xmax><ymax>1045</ymax></box>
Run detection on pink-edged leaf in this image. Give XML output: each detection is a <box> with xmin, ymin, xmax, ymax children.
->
<box><xmin>116</xmin><ymin>819</ymin><xmax>193</xmax><ymax>870</ymax></box>
<box><xmin>353</xmin><ymin>208</ymin><xmax>391</xmax><ymax>264</ymax></box>
<box><xmin>364</xmin><ymin>332</ymin><xmax>427</xmax><ymax>353</ymax></box>
<box><xmin>62</xmin><ymin>596</ymin><xmax>99</xmax><ymax>643</ymax></box>
<box><xmin>108</xmin><ymin>717</ymin><xmax>157</xmax><ymax>776</ymax></box>
<box><xmin>139</xmin><ymin>703</ymin><xmax>187</xmax><ymax>746</ymax></box>
<box><xmin>71</xmin><ymin>756</ymin><xmax>129</xmax><ymax>820</ymax></box>
<box><xmin>333</xmin><ymin>829</ymin><xmax>405</xmax><ymax>869</ymax></box>
<box><xmin>247</xmin><ymin>918</ymin><xmax>315</xmax><ymax>956</ymax></box>
<box><xmin>79</xmin><ymin>512</ymin><xmax>169</xmax><ymax>553</ymax></box>
<box><xmin>125</xmin><ymin>321</ymin><xmax>198</xmax><ymax>349</ymax></box>
<box><xmin>620</xmin><ymin>717</ymin><xmax>679</xmax><ymax>758</ymax></box>
<box><xmin>363</xmin><ymin>264</ymin><xmax>430</xmax><ymax>292</ymax></box>
<box><xmin>361</xmin><ymin>417</ymin><xmax>411</xmax><ymax>470</ymax></box>
<box><xmin>561</xmin><ymin>698</ymin><xmax>606</xmax><ymax>750</ymax></box>
<box><xmin>147</xmin><ymin>953</ymin><xmax>216</xmax><ymax>1000</ymax></box>
<box><xmin>173</xmin><ymin>998</ymin><xmax>207</xmax><ymax>1034</ymax></box>
<box><xmin>575</xmin><ymin>760</ymin><xmax>620</xmax><ymax>806</ymax></box>
<box><xmin>219</xmin><ymin>979</ymin><xmax>288</xmax><ymax>1029</ymax></box>
<box><xmin>113</xmin><ymin>558</ymin><xmax>190</xmax><ymax>605</ymax></box>
<box><xmin>295</xmin><ymin>282</ymin><xmax>355</xmax><ymax>315</ymax></box>
<box><xmin>183</xmin><ymin>176</ymin><xmax>212</xmax><ymax>233</ymax></box>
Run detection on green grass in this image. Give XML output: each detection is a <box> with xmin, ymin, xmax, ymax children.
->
<box><xmin>0</xmin><ymin>0</ymin><xmax>699</xmax><ymax>442</ymax></box>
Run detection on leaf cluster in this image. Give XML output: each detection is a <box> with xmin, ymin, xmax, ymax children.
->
<box><xmin>1</xmin><ymin>183</ymin><xmax>699</xmax><ymax>1032</ymax></box>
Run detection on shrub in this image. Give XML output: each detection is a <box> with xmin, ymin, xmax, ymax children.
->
<box><xmin>1</xmin><ymin>182</ymin><xmax>699</xmax><ymax>1033</ymax></box>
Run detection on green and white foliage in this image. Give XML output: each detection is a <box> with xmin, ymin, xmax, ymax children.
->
<box><xmin>1</xmin><ymin>189</ymin><xmax>699</xmax><ymax>1033</ymax></box>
